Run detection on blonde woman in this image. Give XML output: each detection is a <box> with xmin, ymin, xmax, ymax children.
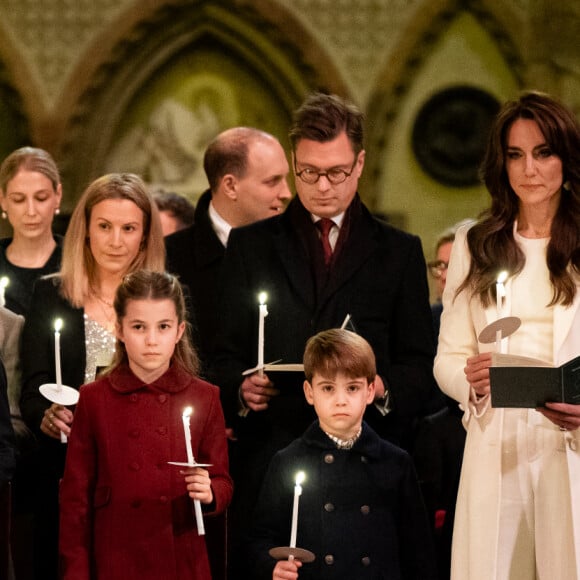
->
<box><xmin>19</xmin><ymin>173</ymin><xmax>165</xmax><ymax>580</ymax></box>
<box><xmin>0</xmin><ymin>147</ymin><xmax>63</xmax><ymax>315</ymax></box>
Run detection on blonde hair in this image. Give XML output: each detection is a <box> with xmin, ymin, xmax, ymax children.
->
<box><xmin>59</xmin><ymin>173</ymin><xmax>165</xmax><ymax>306</ymax></box>
<box><xmin>0</xmin><ymin>146</ymin><xmax>60</xmax><ymax>193</ymax></box>
<box><xmin>107</xmin><ymin>270</ymin><xmax>199</xmax><ymax>376</ymax></box>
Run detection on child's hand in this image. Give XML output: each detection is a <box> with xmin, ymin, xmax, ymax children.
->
<box><xmin>182</xmin><ymin>467</ymin><xmax>213</xmax><ymax>504</ymax></box>
<box><xmin>273</xmin><ymin>559</ymin><xmax>301</xmax><ymax>579</ymax></box>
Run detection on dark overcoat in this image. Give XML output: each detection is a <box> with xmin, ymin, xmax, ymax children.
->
<box><xmin>165</xmin><ymin>189</ymin><xmax>225</xmax><ymax>368</ymax></box>
<box><xmin>212</xmin><ymin>195</ymin><xmax>436</xmax><ymax>448</ymax></box>
<box><xmin>248</xmin><ymin>421</ymin><xmax>437</xmax><ymax>580</ymax></box>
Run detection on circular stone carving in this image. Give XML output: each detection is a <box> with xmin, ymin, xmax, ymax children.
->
<box><xmin>412</xmin><ymin>86</ymin><xmax>501</xmax><ymax>187</ymax></box>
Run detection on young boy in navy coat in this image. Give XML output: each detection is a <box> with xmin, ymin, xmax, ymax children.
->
<box><xmin>247</xmin><ymin>329</ymin><xmax>436</xmax><ymax>579</ymax></box>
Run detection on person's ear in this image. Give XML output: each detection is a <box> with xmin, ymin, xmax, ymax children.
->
<box><xmin>355</xmin><ymin>149</ymin><xmax>366</xmax><ymax>177</ymax></box>
<box><xmin>303</xmin><ymin>380</ymin><xmax>314</xmax><ymax>406</ymax></box>
<box><xmin>366</xmin><ymin>377</ymin><xmax>376</xmax><ymax>404</ymax></box>
<box><xmin>176</xmin><ymin>320</ymin><xmax>186</xmax><ymax>343</ymax></box>
<box><xmin>221</xmin><ymin>175</ymin><xmax>238</xmax><ymax>200</ymax></box>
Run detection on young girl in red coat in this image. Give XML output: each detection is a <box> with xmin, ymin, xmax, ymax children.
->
<box><xmin>59</xmin><ymin>270</ymin><xmax>233</xmax><ymax>579</ymax></box>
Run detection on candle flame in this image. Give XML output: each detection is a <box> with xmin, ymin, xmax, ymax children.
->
<box><xmin>497</xmin><ymin>270</ymin><xmax>508</xmax><ymax>284</ymax></box>
<box><xmin>182</xmin><ymin>406</ymin><xmax>193</xmax><ymax>418</ymax></box>
<box><xmin>54</xmin><ymin>318</ymin><xmax>63</xmax><ymax>332</ymax></box>
<box><xmin>258</xmin><ymin>291</ymin><xmax>268</xmax><ymax>305</ymax></box>
<box><xmin>0</xmin><ymin>276</ymin><xmax>8</xmax><ymax>288</ymax></box>
<box><xmin>295</xmin><ymin>471</ymin><xmax>305</xmax><ymax>486</ymax></box>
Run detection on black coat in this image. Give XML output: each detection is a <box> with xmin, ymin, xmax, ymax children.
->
<box><xmin>165</xmin><ymin>189</ymin><xmax>225</xmax><ymax>371</ymax></box>
<box><xmin>0</xmin><ymin>361</ymin><xmax>14</xmax><ymax>483</ymax></box>
<box><xmin>20</xmin><ymin>276</ymin><xmax>85</xmax><ymax>442</ymax></box>
<box><xmin>211</xmin><ymin>194</ymin><xmax>436</xmax><ymax>448</ymax></box>
<box><xmin>18</xmin><ymin>276</ymin><xmax>86</xmax><ymax>580</ymax></box>
<box><xmin>248</xmin><ymin>421</ymin><xmax>437</xmax><ymax>580</ymax></box>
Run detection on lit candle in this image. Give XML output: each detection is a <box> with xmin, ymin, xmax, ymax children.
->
<box><xmin>182</xmin><ymin>407</ymin><xmax>194</xmax><ymax>465</ymax></box>
<box><xmin>257</xmin><ymin>292</ymin><xmax>268</xmax><ymax>376</ymax></box>
<box><xmin>0</xmin><ymin>276</ymin><xmax>8</xmax><ymax>307</ymax></box>
<box><xmin>54</xmin><ymin>319</ymin><xmax>63</xmax><ymax>391</ymax></box>
<box><xmin>495</xmin><ymin>271</ymin><xmax>508</xmax><ymax>352</ymax></box>
<box><xmin>289</xmin><ymin>471</ymin><xmax>305</xmax><ymax>549</ymax></box>
<box><xmin>53</xmin><ymin>318</ymin><xmax>67</xmax><ymax>443</ymax></box>
<box><xmin>182</xmin><ymin>406</ymin><xmax>205</xmax><ymax>535</ymax></box>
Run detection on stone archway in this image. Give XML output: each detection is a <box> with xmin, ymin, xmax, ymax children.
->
<box><xmin>58</xmin><ymin>0</ymin><xmax>350</xmax><ymax>203</ymax></box>
<box><xmin>362</xmin><ymin>0</ymin><xmax>525</xmax><ymax>210</ymax></box>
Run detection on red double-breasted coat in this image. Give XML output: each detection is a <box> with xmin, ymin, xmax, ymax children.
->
<box><xmin>59</xmin><ymin>363</ymin><xmax>232</xmax><ymax>579</ymax></box>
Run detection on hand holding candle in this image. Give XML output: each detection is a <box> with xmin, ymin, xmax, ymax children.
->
<box><xmin>38</xmin><ymin>317</ymin><xmax>79</xmax><ymax>444</ymax></box>
<box><xmin>182</xmin><ymin>406</ymin><xmax>205</xmax><ymax>535</ymax></box>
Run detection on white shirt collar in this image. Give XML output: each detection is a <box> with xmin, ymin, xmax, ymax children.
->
<box><xmin>208</xmin><ymin>201</ymin><xmax>231</xmax><ymax>247</ymax></box>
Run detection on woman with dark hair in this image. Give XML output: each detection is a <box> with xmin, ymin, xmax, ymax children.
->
<box><xmin>435</xmin><ymin>91</ymin><xmax>580</xmax><ymax>579</ymax></box>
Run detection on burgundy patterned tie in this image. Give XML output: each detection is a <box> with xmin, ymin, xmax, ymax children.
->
<box><xmin>316</xmin><ymin>218</ymin><xmax>334</xmax><ymax>267</ymax></box>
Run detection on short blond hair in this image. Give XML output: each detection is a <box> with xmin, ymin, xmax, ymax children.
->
<box><xmin>59</xmin><ymin>173</ymin><xmax>165</xmax><ymax>306</ymax></box>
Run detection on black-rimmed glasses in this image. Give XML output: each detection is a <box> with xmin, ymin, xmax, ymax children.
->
<box><xmin>294</xmin><ymin>157</ymin><xmax>358</xmax><ymax>185</ymax></box>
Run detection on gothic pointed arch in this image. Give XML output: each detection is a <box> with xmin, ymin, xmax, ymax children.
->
<box><xmin>59</xmin><ymin>0</ymin><xmax>349</xmax><ymax>201</ymax></box>
<box><xmin>363</xmin><ymin>0</ymin><xmax>525</xmax><ymax>207</ymax></box>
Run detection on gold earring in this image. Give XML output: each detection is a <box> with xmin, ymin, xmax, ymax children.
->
<box><xmin>1</xmin><ymin>211</ymin><xmax>6</xmax><ymax>219</ymax></box>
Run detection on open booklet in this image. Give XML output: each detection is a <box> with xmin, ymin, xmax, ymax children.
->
<box><xmin>490</xmin><ymin>353</ymin><xmax>580</xmax><ymax>408</ymax></box>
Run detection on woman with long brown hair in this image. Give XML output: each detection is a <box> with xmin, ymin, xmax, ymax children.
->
<box><xmin>435</xmin><ymin>91</ymin><xmax>580</xmax><ymax>579</ymax></box>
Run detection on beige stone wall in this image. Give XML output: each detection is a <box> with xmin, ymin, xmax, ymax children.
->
<box><xmin>0</xmin><ymin>0</ymin><xmax>578</xmax><ymax>262</ymax></box>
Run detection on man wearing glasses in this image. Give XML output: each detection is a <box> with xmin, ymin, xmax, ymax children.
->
<box><xmin>212</xmin><ymin>93</ymin><xmax>436</xmax><ymax>578</ymax></box>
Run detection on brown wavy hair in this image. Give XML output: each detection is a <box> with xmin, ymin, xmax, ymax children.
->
<box><xmin>107</xmin><ymin>269</ymin><xmax>199</xmax><ymax>376</ymax></box>
<box><xmin>458</xmin><ymin>91</ymin><xmax>580</xmax><ymax>307</ymax></box>
<box><xmin>303</xmin><ymin>328</ymin><xmax>376</xmax><ymax>383</ymax></box>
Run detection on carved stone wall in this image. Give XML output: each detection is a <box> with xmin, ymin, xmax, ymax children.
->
<box><xmin>0</xmin><ymin>0</ymin><xmax>578</xmax><ymax>246</ymax></box>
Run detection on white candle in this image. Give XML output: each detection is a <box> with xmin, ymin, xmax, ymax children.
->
<box><xmin>182</xmin><ymin>406</ymin><xmax>205</xmax><ymax>535</ymax></box>
<box><xmin>495</xmin><ymin>271</ymin><xmax>508</xmax><ymax>353</ymax></box>
<box><xmin>54</xmin><ymin>319</ymin><xmax>63</xmax><ymax>391</ymax></box>
<box><xmin>289</xmin><ymin>471</ymin><xmax>305</xmax><ymax>548</ymax></box>
<box><xmin>257</xmin><ymin>292</ymin><xmax>268</xmax><ymax>376</ymax></box>
<box><xmin>53</xmin><ymin>318</ymin><xmax>67</xmax><ymax>443</ymax></box>
<box><xmin>0</xmin><ymin>276</ymin><xmax>8</xmax><ymax>307</ymax></box>
<box><xmin>182</xmin><ymin>407</ymin><xmax>194</xmax><ymax>465</ymax></box>
<box><xmin>340</xmin><ymin>314</ymin><xmax>351</xmax><ymax>330</ymax></box>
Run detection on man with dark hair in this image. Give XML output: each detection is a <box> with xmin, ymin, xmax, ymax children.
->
<box><xmin>212</xmin><ymin>93</ymin><xmax>437</xmax><ymax>578</ymax></box>
<box><xmin>152</xmin><ymin>189</ymin><xmax>196</xmax><ymax>236</ymax></box>
<box><xmin>165</xmin><ymin>127</ymin><xmax>291</xmax><ymax>367</ymax></box>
